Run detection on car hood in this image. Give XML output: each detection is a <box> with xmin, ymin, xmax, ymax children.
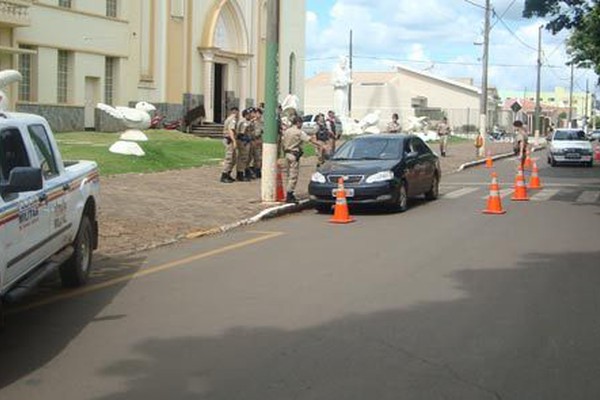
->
<box><xmin>319</xmin><ymin>159</ymin><xmax>399</xmax><ymax>176</ymax></box>
<box><xmin>551</xmin><ymin>141</ymin><xmax>592</xmax><ymax>150</ymax></box>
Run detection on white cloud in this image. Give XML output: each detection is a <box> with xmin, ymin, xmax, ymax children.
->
<box><xmin>305</xmin><ymin>0</ymin><xmax>598</xmax><ymax>92</ymax></box>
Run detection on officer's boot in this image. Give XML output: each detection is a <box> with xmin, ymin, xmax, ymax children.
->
<box><xmin>236</xmin><ymin>171</ymin><xmax>248</xmax><ymax>182</ymax></box>
<box><xmin>254</xmin><ymin>167</ymin><xmax>262</xmax><ymax>179</ymax></box>
<box><xmin>245</xmin><ymin>169</ymin><xmax>255</xmax><ymax>181</ymax></box>
<box><xmin>286</xmin><ymin>192</ymin><xmax>298</xmax><ymax>204</ymax></box>
<box><xmin>220</xmin><ymin>173</ymin><xmax>235</xmax><ymax>183</ymax></box>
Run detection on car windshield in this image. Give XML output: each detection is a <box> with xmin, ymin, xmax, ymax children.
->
<box><xmin>302</xmin><ymin>115</ymin><xmax>313</xmax><ymax>122</ymax></box>
<box><xmin>553</xmin><ymin>130</ymin><xmax>586</xmax><ymax>141</ymax></box>
<box><xmin>332</xmin><ymin>138</ymin><xmax>402</xmax><ymax>161</ymax></box>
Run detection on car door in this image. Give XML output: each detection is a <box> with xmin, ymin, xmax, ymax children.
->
<box><xmin>0</xmin><ymin>126</ymin><xmax>50</xmax><ymax>286</ymax></box>
<box><xmin>413</xmin><ymin>138</ymin><xmax>436</xmax><ymax>192</ymax></box>
<box><xmin>403</xmin><ymin>139</ymin><xmax>422</xmax><ymax>195</ymax></box>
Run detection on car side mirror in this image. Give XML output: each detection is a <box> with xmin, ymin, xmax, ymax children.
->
<box><xmin>0</xmin><ymin>167</ymin><xmax>43</xmax><ymax>195</ymax></box>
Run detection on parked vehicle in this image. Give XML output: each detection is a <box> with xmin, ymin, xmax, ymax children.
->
<box><xmin>302</xmin><ymin>114</ymin><xmax>343</xmax><ymax>136</ymax></box>
<box><xmin>547</xmin><ymin>129</ymin><xmax>594</xmax><ymax>167</ymax></box>
<box><xmin>589</xmin><ymin>130</ymin><xmax>600</xmax><ymax>141</ymax></box>
<box><xmin>309</xmin><ymin>134</ymin><xmax>441</xmax><ymax>212</ymax></box>
<box><xmin>0</xmin><ymin>112</ymin><xmax>99</xmax><ymax>320</ymax></box>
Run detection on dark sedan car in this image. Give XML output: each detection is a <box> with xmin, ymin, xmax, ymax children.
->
<box><xmin>308</xmin><ymin>134</ymin><xmax>441</xmax><ymax>212</ymax></box>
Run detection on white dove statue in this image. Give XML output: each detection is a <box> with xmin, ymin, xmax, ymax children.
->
<box><xmin>405</xmin><ymin>116</ymin><xmax>429</xmax><ymax>133</ymax></box>
<box><xmin>97</xmin><ymin>101</ymin><xmax>156</xmax><ymax>141</ymax></box>
<box><xmin>359</xmin><ymin>110</ymin><xmax>382</xmax><ymax>134</ymax></box>
<box><xmin>0</xmin><ymin>70</ymin><xmax>23</xmax><ymax>112</ymax></box>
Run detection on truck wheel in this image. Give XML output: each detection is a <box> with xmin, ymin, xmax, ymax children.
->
<box><xmin>60</xmin><ymin>216</ymin><xmax>93</xmax><ymax>288</ymax></box>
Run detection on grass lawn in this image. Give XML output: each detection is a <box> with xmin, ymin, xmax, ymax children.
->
<box><xmin>55</xmin><ymin>130</ymin><xmax>316</xmax><ymax>175</ymax></box>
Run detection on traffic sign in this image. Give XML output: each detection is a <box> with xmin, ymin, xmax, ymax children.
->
<box><xmin>510</xmin><ymin>101</ymin><xmax>522</xmax><ymax>113</ymax></box>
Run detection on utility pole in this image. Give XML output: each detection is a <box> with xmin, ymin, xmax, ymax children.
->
<box><xmin>534</xmin><ymin>25</ymin><xmax>542</xmax><ymax>145</ymax></box>
<box><xmin>348</xmin><ymin>29</ymin><xmax>353</xmax><ymax>118</ymax></box>
<box><xmin>568</xmin><ymin>63</ymin><xmax>574</xmax><ymax>127</ymax></box>
<box><xmin>261</xmin><ymin>0</ymin><xmax>279</xmax><ymax>202</ymax></box>
<box><xmin>584</xmin><ymin>79</ymin><xmax>589</xmax><ymax>133</ymax></box>
<box><xmin>478</xmin><ymin>0</ymin><xmax>491</xmax><ymax>157</ymax></box>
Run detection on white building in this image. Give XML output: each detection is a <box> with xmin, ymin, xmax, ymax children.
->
<box><xmin>0</xmin><ymin>0</ymin><xmax>305</xmax><ymax>131</ymax></box>
<box><xmin>305</xmin><ymin>65</ymin><xmax>482</xmax><ymax>131</ymax></box>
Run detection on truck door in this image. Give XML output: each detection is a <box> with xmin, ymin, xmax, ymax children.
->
<box><xmin>27</xmin><ymin>124</ymin><xmax>71</xmax><ymax>256</ymax></box>
<box><xmin>0</xmin><ymin>127</ymin><xmax>50</xmax><ymax>286</ymax></box>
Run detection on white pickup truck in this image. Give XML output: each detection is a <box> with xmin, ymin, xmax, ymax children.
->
<box><xmin>0</xmin><ymin>111</ymin><xmax>99</xmax><ymax>317</ymax></box>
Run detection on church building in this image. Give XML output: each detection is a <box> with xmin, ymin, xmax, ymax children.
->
<box><xmin>0</xmin><ymin>0</ymin><xmax>305</xmax><ymax>131</ymax></box>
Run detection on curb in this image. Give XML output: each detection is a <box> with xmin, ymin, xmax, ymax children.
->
<box><xmin>456</xmin><ymin>145</ymin><xmax>546</xmax><ymax>172</ymax></box>
<box><xmin>185</xmin><ymin>199</ymin><xmax>313</xmax><ymax>240</ymax></box>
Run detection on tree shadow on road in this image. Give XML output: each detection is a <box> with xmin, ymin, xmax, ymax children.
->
<box><xmin>0</xmin><ymin>252</ymin><xmax>146</xmax><ymax>389</ymax></box>
<box><xmin>88</xmin><ymin>250</ymin><xmax>600</xmax><ymax>400</ymax></box>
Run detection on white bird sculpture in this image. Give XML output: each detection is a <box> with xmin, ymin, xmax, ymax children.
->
<box><xmin>405</xmin><ymin>116</ymin><xmax>429</xmax><ymax>133</ymax></box>
<box><xmin>97</xmin><ymin>101</ymin><xmax>157</xmax><ymax>140</ymax></box>
<box><xmin>359</xmin><ymin>110</ymin><xmax>382</xmax><ymax>134</ymax></box>
<box><xmin>0</xmin><ymin>70</ymin><xmax>23</xmax><ymax>112</ymax></box>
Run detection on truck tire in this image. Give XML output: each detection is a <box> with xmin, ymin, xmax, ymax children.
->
<box><xmin>60</xmin><ymin>215</ymin><xmax>93</xmax><ymax>288</ymax></box>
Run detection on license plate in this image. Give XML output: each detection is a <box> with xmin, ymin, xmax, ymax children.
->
<box><xmin>566</xmin><ymin>153</ymin><xmax>581</xmax><ymax>159</ymax></box>
<box><xmin>332</xmin><ymin>188</ymin><xmax>355</xmax><ymax>198</ymax></box>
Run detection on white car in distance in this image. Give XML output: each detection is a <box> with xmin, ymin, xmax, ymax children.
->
<box><xmin>547</xmin><ymin>129</ymin><xmax>594</xmax><ymax>167</ymax></box>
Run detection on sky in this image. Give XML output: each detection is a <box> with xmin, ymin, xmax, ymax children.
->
<box><xmin>305</xmin><ymin>0</ymin><xmax>599</xmax><ymax>95</ymax></box>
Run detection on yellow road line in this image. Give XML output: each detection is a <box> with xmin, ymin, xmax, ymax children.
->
<box><xmin>9</xmin><ymin>231</ymin><xmax>284</xmax><ymax>314</ymax></box>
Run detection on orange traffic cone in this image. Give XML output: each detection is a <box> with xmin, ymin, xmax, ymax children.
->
<box><xmin>275</xmin><ymin>163</ymin><xmax>286</xmax><ymax>202</ymax></box>
<box><xmin>528</xmin><ymin>160</ymin><xmax>543</xmax><ymax>189</ymax></box>
<box><xmin>512</xmin><ymin>166</ymin><xmax>530</xmax><ymax>201</ymax></box>
<box><xmin>483</xmin><ymin>172</ymin><xmax>506</xmax><ymax>215</ymax></box>
<box><xmin>485</xmin><ymin>151</ymin><xmax>494</xmax><ymax>169</ymax></box>
<box><xmin>524</xmin><ymin>149</ymin><xmax>533</xmax><ymax>170</ymax></box>
<box><xmin>594</xmin><ymin>145</ymin><xmax>600</xmax><ymax>162</ymax></box>
<box><xmin>330</xmin><ymin>178</ymin><xmax>354</xmax><ymax>224</ymax></box>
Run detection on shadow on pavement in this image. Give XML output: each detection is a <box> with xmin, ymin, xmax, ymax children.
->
<box><xmin>89</xmin><ymin>250</ymin><xmax>600</xmax><ymax>400</ymax></box>
<box><xmin>0</xmin><ymin>252</ymin><xmax>145</xmax><ymax>389</ymax></box>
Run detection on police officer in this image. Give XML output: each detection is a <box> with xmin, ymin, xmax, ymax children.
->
<box><xmin>249</xmin><ymin>107</ymin><xmax>263</xmax><ymax>179</ymax></box>
<box><xmin>315</xmin><ymin>113</ymin><xmax>330</xmax><ymax>166</ymax></box>
<box><xmin>387</xmin><ymin>113</ymin><xmax>401</xmax><ymax>133</ymax></box>
<box><xmin>513</xmin><ymin>120</ymin><xmax>528</xmax><ymax>169</ymax></box>
<box><xmin>236</xmin><ymin>108</ymin><xmax>254</xmax><ymax>182</ymax></box>
<box><xmin>282</xmin><ymin>116</ymin><xmax>321</xmax><ymax>203</ymax></box>
<box><xmin>437</xmin><ymin>117</ymin><xmax>451</xmax><ymax>157</ymax></box>
<box><xmin>220</xmin><ymin>107</ymin><xmax>239</xmax><ymax>183</ymax></box>
<box><xmin>326</xmin><ymin>110</ymin><xmax>339</xmax><ymax>153</ymax></box>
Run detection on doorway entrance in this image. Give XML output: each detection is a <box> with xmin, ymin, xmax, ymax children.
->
<box><xmin>84</xmin><ymin>77</ymin><xmax>100</xmax><ymax>131</ymax></box>
<box><xmin>213</xmin><ymin>63</ymin><xmax>226</xmax><ymax>123</ymax></box>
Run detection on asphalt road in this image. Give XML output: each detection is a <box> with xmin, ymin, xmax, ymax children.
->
<box><xmin>1</xmin><ymin>152</ymin><xmax>600</xmax><ymax>399</ymax></box>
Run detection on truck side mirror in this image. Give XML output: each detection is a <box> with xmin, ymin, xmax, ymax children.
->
<box><xmin>0</xmin><ymin>167</ymin><xmax>43</xmax><ymax>195</ymax></box>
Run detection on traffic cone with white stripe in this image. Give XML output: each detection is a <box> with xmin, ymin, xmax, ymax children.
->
<box><xmin>485</xmin><ymin>151</ymin><xmax>494</xmax><ymax>169</ymax></box>
<box><xmin>528</xmin><ymin>160</ymin><xmax>543</xmax><ymax>189</ymax></box>
<box><xmin>524</xmin><ymin>148</ymin><xmax>533</xmax><ymax>170</ymax></box>
<box><xmin>512</xmin><ymin>166</ymin><xmax>530</xmax><ymax>201</ymax></box>
<box><xmin>483</xmin><ymin>172</ymin><xmax>506</xmax><ymax>215</ymax></box>
<box><xmin>330</xmin><ymin>178</ymin><xmax>355</xmax><ymax>224</ymax></box>
<box><xmin>275</xmin><ymin>163</ymin><xmax>286</xmax><ymax>202</ymax></box>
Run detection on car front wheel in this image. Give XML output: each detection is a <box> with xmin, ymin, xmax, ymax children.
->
<box><xmin>424</xmin><ymin>174</ymin><xmax>439</xmax><ymax>201</ymax></box>
<box><xmin>396</xmin><ymin>181</ymin><xmax>409</xmax><ymax>212</ymax></box>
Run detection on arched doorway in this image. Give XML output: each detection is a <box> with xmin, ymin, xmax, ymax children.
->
<box><xmin>200</xmin><ymin>0</ymin><xmax>250</xmax><ymax>123</ymax></box>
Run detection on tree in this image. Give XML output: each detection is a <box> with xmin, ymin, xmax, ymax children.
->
<box><xmin>524</xmin><ymin>1</ymin><xmax>600</xmax><ymax>77</ymax></box>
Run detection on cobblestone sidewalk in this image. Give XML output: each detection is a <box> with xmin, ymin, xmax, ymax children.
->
<box><xmin>98</xmin><ymin>140</ymin><xmax>514</xmax><ymax>255</ymax></box>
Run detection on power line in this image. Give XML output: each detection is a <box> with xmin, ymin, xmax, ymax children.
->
<box><xmin>493</xmin><ymin>10</ymin><xmax>538</xmax><ymax>52</ymax></box>
<box><xmin>463</xmin><ymin>0</ymin><xmax>486</xmax><ymax>9</ymax></box>
<box><xmin>490</xmin><ymin>0</ymin><xmax>516</xmax><ymax>30</ymax></box>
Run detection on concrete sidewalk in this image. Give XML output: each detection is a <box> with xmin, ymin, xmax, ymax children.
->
<box><xmin>98</xmin><ymin>140</ymin><xmax>515</xmax><ymax>255</ymax></box>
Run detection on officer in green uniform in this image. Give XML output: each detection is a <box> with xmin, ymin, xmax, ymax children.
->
<box><xmin>281</xmin><ymin>116</ymin><xmax>321</xmax><ymax>203</ymax></box>
<box><xmin>249</xmin><ymin>108</ymin><xmax>263</xmax><ymax>179</ymax></box>
<box><xmin>236</xmin><ymin>108</ymin><xmax>254</xmax><ymax>182</ymax></box>
<box><xmin>220</xmin><ymin>107</ymin><xmax>239</xmax><ymax>183</ymax></box>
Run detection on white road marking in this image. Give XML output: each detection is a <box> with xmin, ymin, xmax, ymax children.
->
<box><xmin>530</xmin><ymin>189</ymin><xmax>560</xmax><ymax>202</ymax></box>
<box><xmin>481</xmin><ymin>188</ymin><xmax>513</xmax><ymax>199</ymax></box>
<box><xmin>443</xmin><ymin>187</ymin><xmax>479</xmax><ymax>199</ymax></box>
<box><xmin>576</xmin><ymin>191</ymin><xmax>600</xmax><ymax>204</ymax></box>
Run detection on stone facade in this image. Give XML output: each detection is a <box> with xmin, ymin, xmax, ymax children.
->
<box><xmin>16</xmin><ymin>103</ymin><xmax>84</xmax><ymax>132</ymax></box>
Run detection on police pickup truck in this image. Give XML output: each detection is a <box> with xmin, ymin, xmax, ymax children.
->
<box><xmin>0</xmin><ymin>112</ymin><xmax>99</xmax><ymax>317</ymax></box>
